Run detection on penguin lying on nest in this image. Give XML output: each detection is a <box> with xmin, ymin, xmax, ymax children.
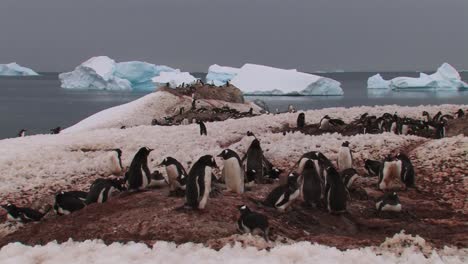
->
<box><xmin>237</xmin><ymin>205</ymin><xmax>270</xmax><ymax>241</ymax></box>
<box><xmin>319</xmin><ymin>115</ymin><xmax>345</xmax><ymax>130</ymax></box>
<box><xmin>2</xmin><ymin>203</ymin><xmax>50</xmax><ymax>223</ymax></box>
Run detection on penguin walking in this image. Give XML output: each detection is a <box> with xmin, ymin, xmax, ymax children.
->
<box><xmin>110</xmin><ymin>148</ymin><xmax>124</xmax><ymax>175</ymax></box>
<box><xmin>185</xmin><ymin>155</ymin><xmax>218</xmax><ymax>209</ymax></box>
<box><xmin>262</xmin><ymin>173</ymin><xmax>300</xmax><ymax>211</ymax></box>
<box><xmin>301</xmin><ymin>160</ymin><xmax>322</xmax><ymax>207</ymax></box>
<box><xmin>365</xmin><ymin>159</ymin><xmax>382</xmax><ymax>176</ymax></box>
<box><xmin>376</xmin><ymin>192</ymin><xmax>402</xmax><ymax>213</ymax></box>
<box><xmin>2</xmin><ymin>203</ymin><xmax>49</xmax><ymax>223</ymax></box>
<box><xmin>124</xmin><ymin>147</ymin><xmax>153</xmax><ymax>191</ymax></box>
<box><xmin>378</xmin><ymin>156</ymin><xmax>403</xmax><ymax>191</ymax></box>
<box><xmin>337</xmin><ymin>141</ymin><xmax>353</xmax><ymax>171</ymax></box>
<box><xmin>325</xmin><ymin>166</ymin><xmax>348</xmax><ymax>214</ymax></box>
<box><xmin>218</xmin><ymin>149</ymin><xmax>244</xmax><ymax>194</ymax></box>
<box><xmin>54</xmin><ymin>191</ymin><xmax>86</xmax><ymax>215</ymax></box>
<box><xmin>17</xmin><ymin>129</ymin><xmax>27</xmax><ymax>137</ymax></box>
<box><xmin>85</xmin><ymin>178</ymin><xmax>125</xmax><ymax>204</ymax></box>
<box><xmin>395</xmin><ymin>153</ymin><xmax>415</xmax><ymax>188</ymax></box>
<box><xmin>297</xmin><ymin>113</ymin><xmax>305</xmax><ymax>128</ymax></box>
<box><xmin>197</xmin><ymin>120</ymin><xmax>207</xmax><ymax>136</ymax></box>
<box><xmin>237</xmin><ymin>205</ymin><xmax>270</xmax><ymax>241</ymax></box>
<box><xmin>160</xmin><ymin>157</ymin><xmax>188</xmax><ymax>196</ymax></box>
<box><xmin>50</xmin><ymin>127</ymin><xmax>61</xmax><ymax>134</ymax></box>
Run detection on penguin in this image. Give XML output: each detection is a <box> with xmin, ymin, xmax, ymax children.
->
<box><xmin>378</xmin><ymin>156</ymin><xmax>403</xmax><ymax>191</ymax></box>
<box><xmin>301</xmin><ymin>160</ymin><xmax>322</xmax><ymax>207</ymax></box>
<box><xmin>288</xmin><ymin>104</ymin><xmax>296</xmax><ymax>113</ymax></box>
<box><xmin>432</xmin><ymin>111</ymin><xmax>442</xmax><ymax>122</ymax></box>
<box><xmin>395</xmin><ymin>153</ymin><xmax>415</xmax><ymax>188</ymax></box>
<box><xmin>319</xmin><ymin>115</ymin><xmax>331</xmax><ymax>130</ymax></box>
<box><xmin>85</xmin><ymin>178</ymin><xmax>125</xmax><ymax>204</ymax></box>
<box><xmin>434</xmin><ymin>121</ymin><xmax>446</xmax><ymax>139</ymax></box>
<box><xmin>243</xmin><ymin>138</ymin><xmax>265</xmax><ymax>185</ymax></box>
<box><xmin>365</xmin><ymin>159</ymin><xmax>381</xmax><ymax>177</ymax></box>
<box><xmin>17</xmin><ymin>129</ymin><xmax>26</xmax><ymax>137</ymax></box>
<box><xmin>337</xmin><ymin>141</ymin><xmax>353</xmax><ymax>171</ymax></box>
<box><xmin>159</xmin><ymin>157</ymin><xmax>188</xmax><ymax>195</ymax></box>
<box><xmin>237</xmin><ymin>205</ymin><xmax>270</xmax><ymax>241</ymax></box>
<box><xmin>197</xmin><ymin>120</ymin><xmax>207</xmax><ymax>136</ymax></box>
<box><xmin>50</xmin><ymin>127</ymin><xmax>61</xmax><ymax>134</ymax></box>
<box><xmin>185</xmin><ymin>155</ymin><xmax>218</xmax><ymax>209</ymax></box>
<box><xmin>54</xmin><ymin>191</ymin><xmax>86</xmax><ymax>215</ymax></box>
<box><xmin>455</xmin><ymin>109</ymin><xmax>464</xmax><ymax>119</ymax></box>
<box><xmin>181</xmin><ymin>118</ymin><xmax>189</xmax><ymax>125</ymax></box>
<box><xmin>217</xmin><ymin>149</ymin><xmax>244</xmax><ymax>194</ymax></box>
<box><xmin>124</xmin><ymin>147</ymin><xmax>153</xmax><ymax>191</ymax></box>
<box><xmin>297</xmin><ymin>113</ymin><xmax>305</xmax><ymax>128</ymax></box>
<box><xmin>341</xmin><ymin>168</ymin><xmax>360</xmax><ymax>190</ymax></box>
<box><xmin>269</xmin><ymin>167</ymin><xmax>283</xmax><ymax>180</ymax></box>
<box><xmin>147</xmin><ymin>170</ymin><xmax>168</xmax><ymax>188</ymax></box>
<box><xmin>2</xmin><ymin>203</ymin><xmax>49</xmax><ymax>223</ymax></box>
<box><xmin>297</xmin><ymin>151</ymin><xmax>322</xmax><ymax>177</ymax></box>
<box><xmin>325</xmin><ymin>166</ymin><xmax>348</xmax><ymax>214</ymax></box>
<box><xmin>422</xmin><ymin>111</ymin><xmax>431</xmax><ymax>122</ymax></box>
<box><xmin>110</xmin><ymin>148</ymin><xmax>123</xmax><ymax>175</ymax></box>
<box><xmin>61</xmin><ymin>191</ymin><xmax>88</xmax><ymax>201</ymax></box>
<box><xmin>262</xmin><ymin>173</ymin><xmax>300</xmax><ymax>211</ymax></box>
<box><xmin>376</xmin><ymin>192</ymin><xmax>402</xmax><ymax>212</ymax></box>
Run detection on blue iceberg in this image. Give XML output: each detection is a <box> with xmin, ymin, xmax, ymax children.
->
<box><xmin>0</xmin><ymin>63</ymin><xmax>39</xmax><ymax>76</ymax></box>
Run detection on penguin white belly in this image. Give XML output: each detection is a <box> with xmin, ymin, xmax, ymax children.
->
<box><xmin>338</xmin><ymin>148</ymin><xmax>352</xmax><ymax>171</ymax></box>
<box><xmin>390</xmin><ymin>122</ymin><xmax>397</xmax><ymax>134</ymax></box>
<box><xmin>97</xmin><ymin>188</ymin><xmax>106</xmax><ymax>203</ymax></box>
<box><xmin>223</xmin><ymin>158</ymin><xmax>244</xmax><ymax>194</ymax></box>
<box><xmin>346</xmin><ymin>174</ymin><xmax>359</xmax><ymax>189</ymax></box>
<box><xmin>110</xmin><ymin>155</ymin><xmax>122</xmax><ymax>175</ymax></box>
<box><xmin>319</xmin><ymin>119</ymin><xmax>330</xmax><ymax>130</ymax></box>
<box><xmin>297</xmin><ymin>158</ymin><xmax>308</xmax><ymax>174</ymax></box>
<box><xmin>141</xmin><ymin>168</ymin><xmax>149</xmax><ymax>189</ymax></box>
<box><xmin>276</xmin><ymin>189</ymin><xmax>300</xmax><ymax>211</ymax></box>
<box><xmin>402</xmin><ymin>125</ymin><xmax>409</xmax><ymax>135</ymax></box>
<box><xmin>198</xmin><ymin>167</ymin><xmax>212</xmax><ymax>209</ymax></box>
<box><xmin>166</xmin><ymin>165</ymin><xmax>179</xmax><ymax>190</ymax></box>
<box><xmin>376</xmin><ymin>201</ymin><xmax>402</xmax><ymax>212</ymax></box>
<box><xmin>7</xmin><ymin>214</ymin><xmax>21</xmax><ymax>222</ymax></box>
<box><xmin>380</xmin><ymin>161</ymin><xmax>402</xmax><ymax>190</ymax></box>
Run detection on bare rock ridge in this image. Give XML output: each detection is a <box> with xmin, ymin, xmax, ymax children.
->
<box><xmin>159</xmin><ymin>83</ymin><xmax>245</xmax><ymax>104</ymax></box>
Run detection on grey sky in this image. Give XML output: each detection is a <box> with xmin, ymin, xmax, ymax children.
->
<box><xmin>1</xmin><ymin>0</ymin><xmax>467</xmax><ymax>72</ymax></box>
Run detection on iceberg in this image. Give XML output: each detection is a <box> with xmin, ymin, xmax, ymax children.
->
<box><xmin>152</xmin><ymin>70</ymin><xmax>198</xmax><ymax>88</ymax></box>
<box><xmin>230</xmin><ymin>64</ymin><xmax>343</xmax><ymax>95</ymax></box>
<box><xmin>205</xmin><ymin>64</ymin><xmax>240</xmax><ymax>86</ymax></box>
<box><xmin>59</xmin><ymin>56</ymin><xmax>176</xmax><ymax>91</ymax></box>
<box><xmin>0</xmin><ymin>62</ymin><xmax>39</xmax><ymax>76</ymax></box>
<box><xmin>367</xmin><ymin>63</ymin><xmax>468</xmax><ymax>90</ymax></box>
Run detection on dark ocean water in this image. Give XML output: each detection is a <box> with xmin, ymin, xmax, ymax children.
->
<box><xmin>0</xmin><ymin>72</ymin><xmax>467</xmax><ymax>139</ymax></box>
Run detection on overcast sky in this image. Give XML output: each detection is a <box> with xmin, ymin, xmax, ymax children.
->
<box><xmin>1</xmin><ymin>0</ymin><xmax>467</xmax><ymax>72</ymax></box>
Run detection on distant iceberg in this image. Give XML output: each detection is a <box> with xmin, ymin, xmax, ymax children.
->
<box><xmin>59</xmin><ymin>56</ymin><xmax>176</xmax><ymax>91</ymax></box>
<box><xmin>0</xmin><ymin>62</ymin><xmax>38</xmax><ymax>76</ymax></box>
<box><xmin>205</xmin><ymin>64</ymin><xmax>240</xmax><ymax>86</ymax></box>
<box><xmin>367</xmin><ymin>63</ymin><xmax>468</xmax><ymax>90</ymax></box>
<box><xmin>152</xmin><ymin>70</ymin><xmax>198</xmax><ymax>88</ymax></box>
<box><xmin>230</xmin><ymin>64</ymin><xmax>344</xmax><ymax>95</ymax></box>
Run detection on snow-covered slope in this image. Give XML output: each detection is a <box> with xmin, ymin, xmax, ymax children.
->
<box><xmin>205</xmin><ymin>64</ymin><xmax>240</xmax><ymax>86</ymax></box>
<box><xmin>0</xmin><ymin>63</ymin><xmax>38</xmax><ymax>76</ymax></box>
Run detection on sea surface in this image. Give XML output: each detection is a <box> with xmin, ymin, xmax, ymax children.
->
<box><xmin>0</xmin><ymin>72</ymin><xmax>467</xmax><ymax>139</ymax></box>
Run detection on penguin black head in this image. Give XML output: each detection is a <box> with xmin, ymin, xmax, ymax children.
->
<box><xmin>1</xmin><ymin>203</ymin><xmax>16</xmax><ymax>211</ymax></box>
<box><xmin>246</xmin><ymin>131</ymin><xmax>256</xmax><ymax>138</ymax></box>
<box><xmin>198</xmin><ymin>155</ymin><xmax>218</xmax><ymax>168</ymax></box>
<box><xmin>113</xmin><ymin>148</ymin><xmax>122</xmax><ymax>157</ymax></box>
<box><xmin>269</xmin><ymin>167</ymin><xmax>283</xmax><ymax>179</ymax></box>
<box><xmin>138</xmin><ymin>147</ymin><xmax>153</xmax><ymax>155</ymax></box>
<box><xmin>217</xmin><ymin>149</ymin><xmax>237</xmax><ymax>160</ymax></box>
<box><xmin>422</xmin><ymin>111</ymin><xmax>429</xmax><ymax>116</ymax></box>
<box><xmin>383</xmin><ymin>155</ymin><xmax>394</xmax><ymax>162</ymax></box>
<box><xmin>238</xmin><ymin>204</ymin><xmax>251</xmax><ymax>215</ymax></box>
<box><xmin>341</xmin><ymin>141</ymin><xmax>350</xmax><ymax>147</ymax></box>
<box><xmin>323</xmin><ymin>115</ymin><xmax>330</xmax><ymax>119</ymax></box>
<box><xmin>303</xmin><ymin>159</ymin><xmax>316</xmax><ymax>170</ymax></box>
<box><xmin>250</xmin><ymin>139</ymin><xmax>261</xmax><ymax>149</ymax></box>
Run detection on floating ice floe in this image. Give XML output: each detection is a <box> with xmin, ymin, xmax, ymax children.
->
<box><xmin>230</xmin><ymin>64</ymin><xmax>343</xmax><ymax>96</ymax></box>
<box><xmin>59</xmin><ymin>56</ymin><xmax>176</xmax><ymax>91</ymax></box>
<box><xmin>367</xmin><ymin>63</ymin><xmax>468</xmax><ymax>90</ymax></box>
<box><xmin>205</xmin><ymin>64</ymin><xmax>240</xmax><ymax>86</ymax></box>
<box><xmin>0</xmin><ymin>63</ymin><xmax>38</xmax><ymax>76</ymax></box>
<box><xmin>152</xmin><ymin>70</ymin><xmax>198</xmax><ymax>88</ymax></box>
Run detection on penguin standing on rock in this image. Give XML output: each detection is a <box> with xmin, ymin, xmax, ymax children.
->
<box><xmin>218</xmin><ymin>149</ymin><xmax>244</xmax><ymax>194</ymax></box>
<box><xmin>54</xmin><ymin>191</ymin><xmax>86</xmax><ymax>215</ymax></box>
<box><xmin>325</xmin><ymin>166</ymin><xmax>348</xmax><ymax>214</ymax></box>
<box><xmin>395</xmin><ymin>153</ymin><xmax>415</xmax><ymax>188</ymax></box>
<box><xmin>160</xmin><ymin>157</ymin><xmax>188</xmax><ymax>196</ymax></box>
<box><xmin>337</xmin><ymin>141</ymin><xmax>353</xmax><ymax>171</ymax></box>
<box><xmin>197</xmin><ymin>120</ymin><xmax>207</xmax><ymax>136</ymax></box>
<box><xmin>125</xmin><ymin>147</ymin><xmax>153</xmax><ymax>191</ymax></box>
<box><xmin>2</xmin><ymin>203</ymin><xmax>49</xmax><ymax>222</ymax></box>
<box><xmin>300</xmin><ymin>160</ymin><xmax>322</xmax><ymax>207</ymax></box>
<box><xmin>185</xmin><ymin>155</ymin><xmax>218</xmax><ymax>209</ymax></box>
<box><xmin>297</xmin><ymin>113</ymin><xmax>305</xmax><ymax>128</ymax></box>
<box><xmin>237</xmin><ymin>205</ymin><xmax>270</xmax><ymax>241</ymax></box>
<box><xmin>17</xmin><ymin>129</ymin><xmax>27</xmax><ymax>137</ymax></box>
<box><xmin>376</xmin><ymin>192</ymin><xmax>402</xmax><ymax>212</ymax></box>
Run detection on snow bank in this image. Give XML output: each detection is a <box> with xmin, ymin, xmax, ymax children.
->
<box><xmin>59</xmin><ymin>56</ymin><xmax>176</xmax><ymax>91</ymax></box>
<box><xmin>205</xmin><ymin>64</ymin><xmax>240</xmax><ymax>86</ymax></box>
<box><xmin>152</xmin><ymin>70</ymin><xmax>198</xmax><ymax>88</ymax></box>
<box><xmin>0</xmin><ymin>63</ymin><xmax>38</xmax><ymax>76</ymax></box>
<box><xmin>367</xmin><ymin>63</ymin><xmax>468</xmax><ymax>90</ymax></box>
<box><xmin>231</xmin><ymin>64</ymin><xmax>344</xmax><ymax>96</ymax></box>
<box><xmin>0</xmin><ymin>234</ymin><xmax>466</xmax><ymax>264</ymax></box>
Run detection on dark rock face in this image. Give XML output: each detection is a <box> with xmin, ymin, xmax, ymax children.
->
<box><xmin>159</xmin><ymin>84</ymin><xmax>245</xmax><ymax>104</ymax></box>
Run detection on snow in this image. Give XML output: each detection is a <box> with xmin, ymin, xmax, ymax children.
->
<box><xmin>59</xmin><ymin>56</ymin><xmax>177</xmax><ymax>91</ymax></box>
<box><xmin>230</xmin><ymin>64</ymin><xmax>344</xmax><ymax>95</ymax></box>
<box><xmin>152</xmin><ymin>70</ymin><xmax>198</xmax><ymax>88</ymax></box>
<box><xmin>367</xmin><ymin>63</ymin><xmax>468</xmax><ymax>90</ymax></box>
<box><xmin>0</xmin><ymin>233</ymin><xmax>466</xmax><ymax>264</ymax></box>
<box><xmin>205</xmin><ymin>64</ymin><xmax>240</xmax><ymax>86</ymax></box>
<box><xmin>0</xmin><ymin>63</ymin><xmax>38</xmax><ymax>76</ymax></box>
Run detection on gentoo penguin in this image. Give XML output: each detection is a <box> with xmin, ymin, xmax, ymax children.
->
<box><xmin>160</xmin><ymin>157</ymin><xmax>188</xmax><ymax>195</ymax></box>
<box><xmin>365</xmin><ymin>159</ymin><xmax>381</xmax><ymax>176</ymax></box>
<box><xmin>432</xmin><ymin>111</ymin><xmax>442</xmax><ymax>122</ymax></box>
<box><xmin>262</xmin><ymin>173</ymin><xmax>300</xmax><ymax>211</ymax></box>
<box><xmin>50</xmin><ymin>127</ymin><xmax>61</xmax><ymax>134</ymax></box>
<box><xmin>85</xmin><ymin>178</ymin><xmax>125</xmax><ymax>204</ymax></box>
<box><xmin>110</xmin><ymin>148</ymin><xmax>124</xmax><ymax>175</ymax></box>
<box><xmin>325</xmin><ymin>166</ymin><xmax>348</xmax><ymax>214</ymax></box>
<box><xmin>269</xmin><ymin>167</ymin><xmax>283</xmax><ymax>180</ymax></box>
<box><xmin>237</xmin><ymin>205</ymin><xmax>269</xmax><ymax>241</ymax></box>
<box><xmin>288</xmin><ymin>104</ymin><xmax>296</xmax><ymax>113</ymax></box>
<box><xmin>243</xmin><ymin>138</ymin><xmax>265</xmax><ymax>185</ymax></box>
<box><xmin>185</xmin><ymin>155</ymin><xmax>218</xmax><ymax>209</ymax></box>
<box><xmin>17</xmin><ymin>129</ymin><xmax>26</xmax><ymax>137</ymax></box>
<box><xmin>2</xmin><ymin>203</ymin><xmax>49</xmax><ymax>222</ymax></box>
<box><xmin>341</xmin><ymin>168</ymin><xmax>360</xmax><ymax>190</ymax></box>
<box><xmin>301</xmin><ymin>160</ymin><xmax>322</xmax><ymax>207</ymax></box>
<box><xmin>378</xmin><ymin>156</ymin><xmax>403</xmax><ymax>191</ymax></box>
<box><xmin>218</xmin><ymin>149</ymin><xmax>244</xmax><ymax>194</ymax></box>
<box><xmin>319</xmin><ymin>115</ymin><xmax>331</xmax><ymax>130</ymax></box>
<box><xmin>297</xmin><ymin>113</ymin><xmax>305</xmax><ymax>128</ymax></box>
<box><xmin>337</xmin><ymin>141</ymin><xmax>353</xmax><ymax>171</ymax></box>
<box><xmin>297</xmin><ymin>151</ymin><xmax>322</xmax><ymax>176</ymax></box>
<box><xmin>61</xmin><ymin>191</ymin><xmax>88</xmax><ymax>201</ymax></box>
<box><xmin>147</xmin><ymin>170</ymin><xmax>168</xmax><ymax>188</ymax></box>
<box><xmin>376</xmin><ymin>192</ymin><xmax>402</xmax><ymax>212</ymax></box>
<box><xmin>395</xmin><ymin>153</ymin><xmax>415</xmax><ymax>188</ymax></box>
<box><xmin>197</xmin><ymin>120</ymin><xmax>207</xmax><ymax>136</ymax></box>
<box><xmin>124</xmin><ymin>147</ymin><xmax>153</xmax><ymax>191</ymax></box>
<box><xmin>434</xmin><ymin>121</ymin><xmax>446</xmax><ymax>139</ymax></box>
<box><xmin>54</xmin><ymin>191</ymin><xmax>86</xmax><ymax>215</ymax></box>
<box><xmin>422</xmin><ymin>111</ymin><xmax>431</xmax><ymax>122</ymax></box>
<box><xmin>455</xmin><ymin>109</ymin><xmax>464</xmax><ymax>118</ymax></box>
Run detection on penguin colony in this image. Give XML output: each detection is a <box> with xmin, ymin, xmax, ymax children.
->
<box><xmin>4</xmin><ymin>108</ymin><xmax>464</xmax><ymax>241</ymax></box>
